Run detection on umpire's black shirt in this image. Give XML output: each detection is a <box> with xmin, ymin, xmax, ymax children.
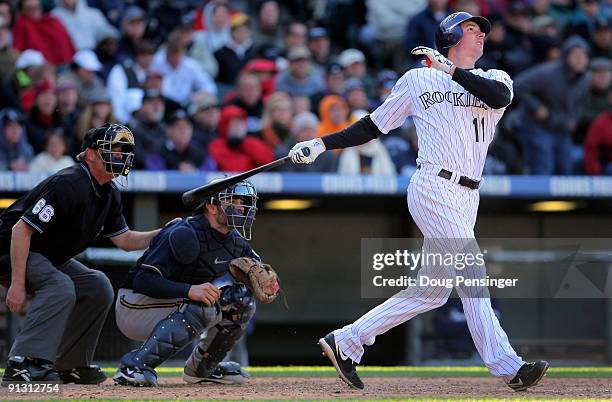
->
<box><xmin>0</xmin><ymin>162</ymin><xmax>128</xmax><ymax>266</ymax></box>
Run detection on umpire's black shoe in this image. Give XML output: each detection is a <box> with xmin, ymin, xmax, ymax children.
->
<box><xmin>318</xmin><ymin>332</ymin><xmax>364</xmax><ymax>390</ymax></box>
<box><xmin>1</xmin><ymin>356</ymin><xmax>61</xmax><ymax>386</ymax></box>
<box><xmin>506</xmin><ymin>361</ymin><xmax>550</xmax><ymax>391</ymax></box>
<box><xmin>59</xmin><ymin>365</ymin><xmax>107</xmax><ymax>384</ymax></box>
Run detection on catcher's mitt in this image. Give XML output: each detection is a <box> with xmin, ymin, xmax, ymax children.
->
<box><xmin>229</xmin><ymin>257</ymin><xmax>280</xmax><ymax>304</ymax></box>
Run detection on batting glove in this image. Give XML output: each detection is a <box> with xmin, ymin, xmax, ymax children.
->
<box><xmin>289</xmin><ymin>138</ymin><xmax>325</xmax><ymax>164</ymax></box>
<box><xmin>411</xmin><ymin>46</ymin><xmax>455</xmax><ymax>75</ymax></box>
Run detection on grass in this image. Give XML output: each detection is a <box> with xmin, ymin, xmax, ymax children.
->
<box><xmin>1</xmin><ymin>365</ymin><xmax>609</xmax><ymax>378</ymax></box>
<box><xmin>81</xmin><ymin>365</ymin><xmax>612</xmax><ymax>378</ymax></box>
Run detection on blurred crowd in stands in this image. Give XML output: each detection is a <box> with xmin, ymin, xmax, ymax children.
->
<box><xmin>0</xmin><ymin>0</ymin><xmax>609</xmax><ymax>176</ymax></box>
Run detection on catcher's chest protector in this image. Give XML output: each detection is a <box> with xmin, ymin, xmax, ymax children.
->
<box><xmin>171</xmin><ymin>216</ymin><xmax>254</xmax><ymax>284</ymax></box>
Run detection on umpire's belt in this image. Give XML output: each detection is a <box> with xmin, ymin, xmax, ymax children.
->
<box><xmin>417</xmin><ymin>165</ymin><xmax>481</xmax><ymax>190</ymax></box>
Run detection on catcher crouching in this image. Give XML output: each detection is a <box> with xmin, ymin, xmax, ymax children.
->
<box><xmin>113</xmin><ymin>180</ymin><xmax>279</xmax><ymax>387</ymax></box>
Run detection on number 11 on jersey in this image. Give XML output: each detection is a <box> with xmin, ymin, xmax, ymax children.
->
<box><xmin>473</xmin><ymin>117</ymin><xmax>485</xmax><ymax>142</ymax></box>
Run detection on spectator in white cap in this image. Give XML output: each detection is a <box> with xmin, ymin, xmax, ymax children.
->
<box><xmin>14</xmin><ymin>49</ymin><xmax>46</xmax><ymax>87</ymax></box>
<box><xmin>52</xmin><ymin>0</ymin><xmax>118</xmax><ymax>51</ymax></box>
<box><xmin>0</xmin><ymin>49</ymin><xmax>47</xmax><ymax>110</ymax></box>
<box><xmin>15</xmin><ymin>49</ymin><xmax>45</xmax><ymax>70</ymax></box>
<box><xmin>338</xmin><ymin>48</ymin><xmax>375</xmax><ymax>98</ymax></box>
<box><xmin>70</xmin><ymin>49</ymin><xmax>106</xmax><ymax>106</ymax></box>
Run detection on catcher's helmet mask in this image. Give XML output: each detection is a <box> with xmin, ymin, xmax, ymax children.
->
<box><xmin>204</xmin><ymin>180</ymin><xmax>258</xmax><ymax>240</ymax></box>
<box><xmin>435</xmin><ymin>12</ymin><xmax>491</xmax><ymax>56</ymax></box>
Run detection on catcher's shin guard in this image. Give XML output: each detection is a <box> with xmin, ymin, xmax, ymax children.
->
<box><xmin>185</xmin><ymin>288</ymin><xmax>256</xmax><ymax>378</ymax></box>
<box><xmin>121</xmin><ymin>302</ymin><xmax>221</xmax><ymax>371</ymax></box>
<box><xmin>186</xmin><ymin>323</ymin><xmax>246</xmax><ymax>378</ymax></box>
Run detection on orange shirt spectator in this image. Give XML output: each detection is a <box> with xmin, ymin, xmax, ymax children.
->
<box><xmin>317</xmin><ymin>95</ymin><xmax>351</xmax><ymax>137</ymax></box>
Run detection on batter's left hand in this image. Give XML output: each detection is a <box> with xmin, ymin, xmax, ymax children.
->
<box><xmin>289</xmin><ymin>138</ymin><xmax>325</xmax><ymax>164</ymax></box>
<box><xmin>411</xmin><ymin>46</ymin><xmax>455</xmax><ymax>75</ymax></box>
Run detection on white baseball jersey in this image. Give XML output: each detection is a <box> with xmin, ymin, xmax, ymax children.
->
<box><xmin>333</xmin><ymin>66</ymin><xmax>525</xmax><ymax>380</ymax></box>
<box><xmin>370</xmin><ymin>67</ymin><xmax>513</xmax><ymax>179</ymax></box>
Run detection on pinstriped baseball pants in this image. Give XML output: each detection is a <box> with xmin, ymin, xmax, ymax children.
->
<box><xmin>334</xmin><ymin>165</ymin><xmax>525</xmax><ymax>379</ymax></box>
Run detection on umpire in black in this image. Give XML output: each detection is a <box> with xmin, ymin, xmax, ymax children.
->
<box><xmin>0</xmin><ymin>124</ymin><xmax>162</xmax><ymax>385</ymax></box>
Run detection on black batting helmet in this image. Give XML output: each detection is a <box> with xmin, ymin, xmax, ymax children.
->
<box><xmin>435</xmin><ymin>12</ymin><xmax>491</xmax><ymax>56</ymax></box>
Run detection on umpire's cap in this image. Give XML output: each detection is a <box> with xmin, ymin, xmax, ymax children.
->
<box><xmin>435</xmin><ymin>12</ymin><xmax>491</xmax><ymax>56</ymax></box>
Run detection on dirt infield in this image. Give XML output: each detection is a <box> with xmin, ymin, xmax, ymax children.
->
<box><xmin>0</xmin><ymin>376</ymin><xmax>609</xmax><ymax>400</ymax></box>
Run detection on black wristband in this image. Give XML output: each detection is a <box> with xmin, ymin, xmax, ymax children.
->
<box><xmin>321</xmin><ymin>116</ymin><xmax>383</xmax><ymax>150</ymax></box>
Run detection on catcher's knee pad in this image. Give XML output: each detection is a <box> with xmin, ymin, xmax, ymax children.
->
<box><xmin>219</xmin><ymin>283</ymin><xmax>256</xmax><ymax>326</ymax></box>
<box><xmin>123</xmin><ymin>303</ymin><xmax>221</xmax><ymax>370</ymax></box>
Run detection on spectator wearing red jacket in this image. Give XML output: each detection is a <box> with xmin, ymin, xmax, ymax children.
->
<box><xmin>209</xmin><ymin>105</ymin><xmax>274</xmax><ymax>172</ymax></box>
<box><xmin>584</xmin><ymin>111</ymin><xmax>612</xmax><ymax>175</ymax></box>
<box><xmin>12</xmin><ymin>0</ymin><xmax>75</xmax><ymax>66</ymax></box>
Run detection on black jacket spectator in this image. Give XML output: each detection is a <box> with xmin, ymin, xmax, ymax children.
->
<box><xmin>189</xmin><ymin>93</ymin><xmax>220</xmax><ymax>150</ymax></box>
<box><xmin>128</xmin><ymin>89</ymin><xmax>166</xmax><ymax>169</ymax></box>
<box><xmin>146</xmin><ymin>109</ymin><xmax>213</xmax><ymax>172</ymax></box>
<box><xmin>213</xmin><ymin>13</ymin><xmax>256</xmax><ymax>85</ymax></box>
<box><xmin>404</xmin><ymin>2</ymin><xmax>448</xmax><ymax>62</ymax></box>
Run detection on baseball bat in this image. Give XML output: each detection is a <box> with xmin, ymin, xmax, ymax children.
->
<box><xmin>181</xmin><ymin>147</ymin><xmax>310</xmax><ymax>208</ymax></box>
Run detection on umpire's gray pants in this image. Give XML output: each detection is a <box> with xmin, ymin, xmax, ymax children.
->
<box><xmin>0</xmin><ymin>252</ymin><xmax>114</xmax><ymax>370</ymax></box>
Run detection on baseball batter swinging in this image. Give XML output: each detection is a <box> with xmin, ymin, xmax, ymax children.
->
<box><xmin>290</xmin><ymin>12</ymin><xmax>549</xmax><ymax>392</ymax></box>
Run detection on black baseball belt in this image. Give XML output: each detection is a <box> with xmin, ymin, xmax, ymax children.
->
<box><xmin>417</xmin><ymin>165</ymin><xmax>481</xmax><ymax>190</ymax></box>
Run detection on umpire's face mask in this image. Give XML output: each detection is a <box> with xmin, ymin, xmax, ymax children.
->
<box><xmin>218</xmin><ymin>191</ymin><xmax>258</xmax><ymax>240</ymax></box>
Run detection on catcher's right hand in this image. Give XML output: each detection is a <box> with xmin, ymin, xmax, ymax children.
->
<box><xmin>229</xmin><ymin>257</ymin><xmax>280</xmax><ymax>304</ymax></box>
<box><xmin>289</xmin><ymin>138</ymin><xmax>325</xmax><ymax>164</ymax></box>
